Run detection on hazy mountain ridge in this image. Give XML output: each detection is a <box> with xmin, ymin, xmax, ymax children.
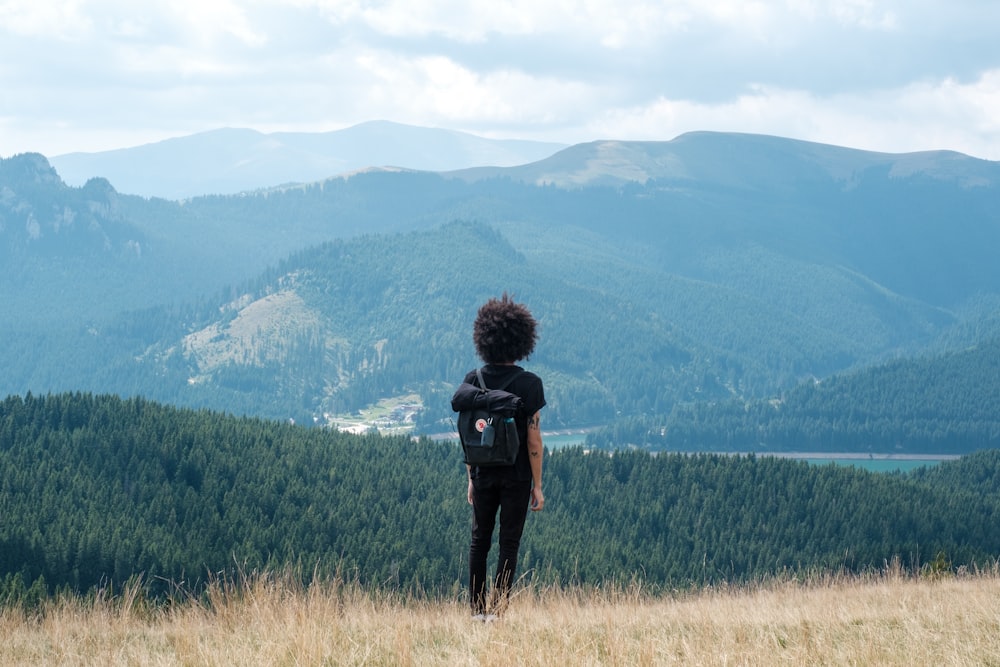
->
<box><xmin>47</xmin><ymin>121</ymin><xmax>568</xmax><ymax>200</ymax></box>
<box><xmin>448</xmin><ymin>131</ymin><xmax>1000</xmax><ymax>190</ymax></box>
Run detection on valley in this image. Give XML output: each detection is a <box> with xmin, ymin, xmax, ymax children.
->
<box><xmin>2</xmin><ymin>131</ymin><xmax>999</xmax><ymax>454</ymax></box>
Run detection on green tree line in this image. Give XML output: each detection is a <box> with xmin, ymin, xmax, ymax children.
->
<box><xmin>4</xmin><ymin>392</ymin><xmax>1000</xmax><ymax>604</ymax></box>
<box><xmin>588</xmin><ymin>338</ymin><xmax>1000</xmax><ymax>454</ymax></box>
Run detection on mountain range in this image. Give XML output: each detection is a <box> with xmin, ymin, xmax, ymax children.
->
<box><xmin>3</xmin><ymin>126</ymin><xmax>1000</xmax><ymax>448</ymax></box>
<box><xmin>47</xmin><ymin>120</ymin><xmax>567</xmax><ymax>200</ymax></box>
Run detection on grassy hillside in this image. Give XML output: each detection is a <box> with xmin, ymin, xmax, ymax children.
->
<box><xmin>3</xmin><ymin>568</ymin><xmax>999</xmax><ymax>665</ymax></box>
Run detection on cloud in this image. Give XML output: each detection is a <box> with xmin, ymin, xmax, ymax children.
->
<box><xmin>1</xmin><ymin>0</ymin><xmax>999</xmax><ymax>159</ymax></box>
<box><xmin>347</xmin><ymin>49</ymin><xmax>601</xmax><ymax>129</ymax></box>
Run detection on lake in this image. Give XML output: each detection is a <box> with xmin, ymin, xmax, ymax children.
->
<box><xmin>542</xmin><ymin>431</ymin><xmax>592</xmax><ymax>449</ymax></box>
<box><xmin>541</xmin><ymin>432</ymin><xmax>956</xmax><ymax>472</ymax></box>
<box><xmin>772</xmin><ymin>454</ymin><xmax>957</xmax><ymax>473</ymax></box>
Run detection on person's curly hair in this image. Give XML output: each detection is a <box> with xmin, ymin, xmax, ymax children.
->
<box><xmin>473</xmin><ymin>293</ymin><xmax>538</xmax><ymax>364</ymax></box>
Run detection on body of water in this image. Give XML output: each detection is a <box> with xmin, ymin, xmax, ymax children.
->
<box><xmin>779</xmin><ymin>454</ymin><xmax>956</xmax><ymax>473</ymax></box>
<box><xmin>542</xmin><ymin>432</ymin><xmax>591</xmax><ymax>449</ymax></box>
<box><xmin>542</xmin><ymin>432</ymin><xmax>955</xmax><ymax>472</ymax></box>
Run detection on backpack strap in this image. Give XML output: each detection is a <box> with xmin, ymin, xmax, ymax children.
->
<box><xmin>475</xmin><ymin>367</ymin><xmax>524</xmax><ymax>392</ymax></box>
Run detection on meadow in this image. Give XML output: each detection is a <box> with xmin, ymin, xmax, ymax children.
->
<box><xmin>3</xmin><ymin>564</ymin><xmax>999</xmax><ymax>666</ymax></box>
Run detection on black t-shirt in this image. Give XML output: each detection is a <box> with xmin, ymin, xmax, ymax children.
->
<box><xmin>464</xmin><ymin>364</ymin><xmax>546</xmax><ymax>481</ymax></box>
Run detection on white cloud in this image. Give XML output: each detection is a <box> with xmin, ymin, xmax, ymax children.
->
<box><xmin>786</xmin><ymin>0</ymin><xmax>898</xmax><ymax>30</ymax></box>
<box><xmin>350</xmin><ymin>49</ymin><xmax>599</xmax><ymax>128</ymax></box>
<box><xmin>1</xmin><ymin>0</ymin><xmax>999</xmax><ymax>158</ymax></box>
<box><xmin>0</xmin><ymin>0</ymin><xmax>264</xmax><ymax>45</ymax></box>
<box><xmin>307</xmin><ymin>0</ymin><xmax>693</xmax><ymax>44</ymax></box>
<box><xmin>0</xmin><ymin>0</ymin><xmax>91</xmax><ymax>39</ymax></box>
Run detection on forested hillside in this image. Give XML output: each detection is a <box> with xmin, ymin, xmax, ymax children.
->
<box><xmin>588</xmin><ymin>338</ymin><xmax>1000</xmax><ymax>454</ymax></box>
<box><xmin>3</xmin><ymin>393</ymin><xmax>1000</xmax><ymax>602</ymax></box>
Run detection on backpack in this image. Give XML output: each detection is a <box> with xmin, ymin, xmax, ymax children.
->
<box><xmin>450</xmin><ymin>368</ymin><xmax>524</xmax><ymax>467</ymax></box>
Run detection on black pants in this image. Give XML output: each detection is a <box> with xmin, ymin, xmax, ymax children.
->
<box><xmin>469</xmin><ymin>474</ymin><xmax>532</xmax><ymax>614</ymax></box>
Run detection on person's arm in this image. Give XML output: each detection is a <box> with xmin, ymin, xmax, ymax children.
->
<box><xmin>527</xmin><ymin>411</ymin><xmax>544</xmax><ymax>511</ymax></box>
<box><xmin>467</xmin><ymin>464</ymin><xmax>474</xmax><ymax>505</ymax></box>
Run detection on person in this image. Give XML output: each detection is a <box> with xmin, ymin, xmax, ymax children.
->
<box><xmin>464</xmin><ymin>293</ymin><xmax>546</xmax><ymax>621</ymax></box>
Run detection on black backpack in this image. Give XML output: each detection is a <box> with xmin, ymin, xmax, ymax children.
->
<box><xmin>450</xmin><ymin>368</ymin><xmax>524</xmax><ymax>467</ymax></box>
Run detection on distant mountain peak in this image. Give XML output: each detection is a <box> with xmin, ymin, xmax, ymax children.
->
<box><xmin>448</xmin><ymin>132</ymin><xmax>1000</xmax><ymax>190</ymax></box>
<box><xmin>47</xmin><ymin>122</ymin><xmax>568</xmax><ymax>200</ymax></box>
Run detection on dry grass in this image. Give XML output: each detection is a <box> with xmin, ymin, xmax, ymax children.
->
<box><xmin>3</xmin><ymin>568</ymin><xmax>1000</xmax><ymax>666</ymax></box>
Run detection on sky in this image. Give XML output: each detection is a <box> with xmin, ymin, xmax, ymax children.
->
<box><xmin>1</xmin><ymin>0</ymin><xmax>999</xmax><ymax>160</ymax></box>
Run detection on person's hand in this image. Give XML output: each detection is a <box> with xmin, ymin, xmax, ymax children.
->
<box><xmin>468</xmin><ymin>478</ymin><xmax>475</xmax><ymax>505</ymax></box>
<box><xmin>530</xmin><ymin>485</ymin><xmax>544</xmax><ymax>512</ymax></box>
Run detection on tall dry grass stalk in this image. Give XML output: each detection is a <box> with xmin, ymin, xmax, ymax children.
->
<box><xmin>3</xmin><ymin>565</ymin><xmax>1000</xmax><ymax>666</ymax></box>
